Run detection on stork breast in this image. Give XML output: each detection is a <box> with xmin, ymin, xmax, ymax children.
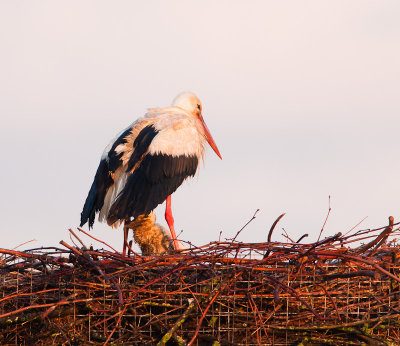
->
<box><xmin>149</xmin><ymin>125</ymin><xmax>203</xmax><ymax>158</ymax></box>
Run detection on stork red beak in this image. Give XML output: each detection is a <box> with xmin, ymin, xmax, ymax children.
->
<box><xmin>199</xmin><ymin>114</ymin><xmax>222</xmax><ymax>159</ymax></box>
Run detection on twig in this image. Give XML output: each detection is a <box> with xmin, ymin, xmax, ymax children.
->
<box><xmin>69</xmin><ymin>229</ymin><xmax>88</xmax><ymax>249</ymax></box>
<box><xmin>318</xmin><ymin>195</ymin><xmax>331</xmax><ymax>241</ymax></box>
<box><xmin>230</xmin><ymin>209</ymin><xmax>260</xmax><ymax>242</ymax></box>
<box><xmin>157</xmin><ymin>276</ymin><xmax>227</xmax><ymax>346</ymax></box>
<box><xmin>296</xmin><ymin>234</ymin><xmax>309</xmax><ymax>243</ymax></box>
<box><xmin>77</xmin><ymin>228</ymin><xmax>119</xmax><ymax>253</ymax></box>
<box><xmin>12</xmin><ymin>239</ymin><xmax>37</xmax><ymax>251</ymax></box>
<box><xmin>342</xmin><ymin>216</ymin><xmax>368</xmax><ymax>237</ymax></box>
<box><xmin>281</xmin><ymin>228</ymin><xmax>295</xmax><ymax>243</ymax></box>
<box><xmin>103</xmin><ymin>306</ymin><xmax>127</xmax><ymax>346</ymax></box>
<box><xmin>268</xmin><ymin>213</ymin><xmax>285</xmax><ymax>243</ymax></box>
<box><xmin>303</xmin><ymin>232</ymin><xmax>342</xmax><ymax>257</ymax></box>
<box><xmin>187</xmin><ymin>272</ymin><xmax>242</xmax><ymax>346</ymax></box>
<box><xmin>60</xmin><ymin>240</ymin><xmax>124</xmax><ymax>305</ymax></box>
<box><xmin>263</xmin><ymin>213</ymin><xmax>285</xmax><ymax>258</ymax></box>
<box><xmin>2</xmin><ymin>216</ymin><xmax>400</xmax><ymax>344</ymax></box>
<box><xmin>356</xmin><ymin>216</ymin><xmax>394</xmax><ymax>255</ymax></box>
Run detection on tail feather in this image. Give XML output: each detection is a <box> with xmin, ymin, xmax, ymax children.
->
<box><xmin>80</xmin><ymin>181</ymin><xmax>98</xmax><ymax>228</ymax></box>
<box><xmin>80</xmin><ymin>159</ymin><xmax>114</xmax><ymax>228</ymax></box>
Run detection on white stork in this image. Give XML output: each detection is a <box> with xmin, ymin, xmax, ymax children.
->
<box><xmin>80</xmin><ymin>92</ymin><xmax>222</xmax><ymax>254</ymax></box>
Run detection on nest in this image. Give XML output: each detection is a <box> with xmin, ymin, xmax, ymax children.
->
<box><xmin>1</xmin><ymin>215</ymin><xmax>400</xmax><ymax>345</ymax></box>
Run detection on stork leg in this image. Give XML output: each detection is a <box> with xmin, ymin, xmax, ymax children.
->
<box><xmin>165</xmin><ymin>195</ymin><xmax>180</xmax><ymax>250</ymax></box>
<box><xmin>123</xmin><ymin>222</ymin><xmax>130</xmax><ymax>256</ymax></box>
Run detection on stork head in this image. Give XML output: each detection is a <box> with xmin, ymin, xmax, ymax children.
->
<box><xmin>173</xmin><ymin>92</ymin><xmax>222</xmax><ymax>159</ymax></box>
<box><xmin>173</xmin><ymin>92</ymin><xmax>202</xmax><ymax>117</ymax></box>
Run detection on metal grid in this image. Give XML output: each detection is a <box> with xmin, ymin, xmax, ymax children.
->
<box><xmin>1</xmin><ymin>220</ymin><xmax>400</xmax><ymax>344</ymax></box>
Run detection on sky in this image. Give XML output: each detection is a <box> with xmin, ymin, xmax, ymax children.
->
<box><xmin>1</xmin><ymin>1</ymin><xmax>399</xmax><ymax>252</ymax></box>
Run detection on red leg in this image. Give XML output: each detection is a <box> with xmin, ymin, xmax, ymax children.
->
<box><xmin>123</xmin><ymin>223</ymin><xmax>129</xmax><ymax>256</ymax></box>
<box><xmin>128</xmin><ymin>240</ymin><xmax>133</xmax><ymax>258</ymax></box>
<box><xmin>165</xmin><ymin>195</ymin><xmax>180</xmax><ymax>250</ymax></box>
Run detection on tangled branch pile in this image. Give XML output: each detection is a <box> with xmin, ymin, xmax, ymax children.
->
<box><xmin>1</xmin><ymin>216</ymin><xmax>400</xmax><ymax>345</ymax></box>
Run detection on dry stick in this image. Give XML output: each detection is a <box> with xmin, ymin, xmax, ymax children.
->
<box><xmin>0</xmin><ymin>288</ymin><xmax>59</xmax><ymax>304</ymax></box>
<box><xmin>263</xmin><ymin>213</ymin><xmax>285</xmax><ymax>258</ymax></box>
<box><xmin>267</xmin><ymin>313</ymin><xmax>400</xmax><ymax>332</ymax></box>
<box><xmin>246</xmin><ymin>294</ymin><xmax>262</xmax><ymax>345</ymax></box>
<box><xmin>296</xmin><ymin>233</ymin><xmax>309</xmax><ymax>243</ymax></box>
<box><xmin>103</xmin><ymin>306</ymin><xmax>127</xmax><ymax>346</ymax></box>
<box><xmin>274</xmin><ymin>276</ymin><xmax>284</xmax><ymax>300</ymax></box>
<box><xmin>12</xmin><ymin>239</ymin><xmax>37</xmax><ymax>251</ymax></box>
<box><xmin>60</xmin><ymin>239</ymin><xmax>124</xmax><ymax>305</ymax></box>
<box><xmin>371</xmin><ymin>294</ymin><xmax>400</xmax><ymax>314</ymax></box>
<box><xmin>0</xmin><ymin>248</ymin><xmax>44</xmax><ymax>259</ymax></box>
<box><xmin>4</xmin><ymin>218</ymin><xmax>400</xmax><ymax>343</ymax></box>
<box><xmin>90</xmin><ymin>307</ymin><xmax>128</xmax><ymax>329</ymax></box>
<box><xmin>187</xmin><ymin>272</ymin><xmax>242</xmax><ymax>346</ymax></box>
<box><xmin>156</xmin><ymin>297</ymin><xmax>197</xmax><ymax>346</ymax></box>
<box><xmin>59</xmin><ymin>240</ymin><xmax>83</xmax><ymax>256</ymax></box>
<box><xmin>318</xmin><ymin>195</ymin><xmax>331</xmax><ymax>242</ymax></box>
<box><xmin>157</xmin><ymin>273</ymin><xmax>239</xmax><ymax>346</ymax></box>
<box><xmin>0</xmin><ymin>298</ymin><xmax>93</xmax><ymax>320</ymax></box>
<box><xmin>356</xmin><ymin>216</ymin><xmax>394</xmax><ymax>255</ymax></box>
<box><xmin>325</xmin><ymin>290</ymin><xmax>400</xmax><ymax>315</ymax></box>
<box><xmin>357</xmin><ymin>220</ymin><xmax>400</xmax><ymax>234</ymax></box>
<box><xmin>316</xmin><ymin>284</ymin><xmax>341</xmax><ymax>320</ymax></box>
<box><xmin>124</xmin><ymin>265</ymin><xmax>187</xmax><ymax>305</ymax></box>
<box><xmin>281</xmin><ymin>230</ymin><xmax>295</xmax><ymax>243</ymax></box>
<box><xmin>42</xmin><ymin>293</ymin><xmax>79</xmax><ymax>319</ymax></box>
<box><xmin>179</xmin><ymin>276</ymin><xmax>205</xmax><ymax>316</ymax></box>
<box><xmin>268</xmin><ymin>213</ymin><xmax>286</xmax><ymax>243</ymax></box>
<box><xmin>187</xmin><ymin>286</ymin><xmax>222</xmax><ymax>346</ymax></box>
<box><xmin>63</xmin><ymin>236</ymin><xmax>107</xmax><ymax>281</ymax></box>
<box><xmin>342</xmin><ymin>216</ymin><xmax>368</xmax><ymax>237</ymax></box>
<box><xmin>302</xmin><ymin>232</ymin><xmax>342</xmax><ymax>257</ymax></box>
<box><xmin>340</xmin><ymin>234</ymin><xmax>391</xmax><ymax>247</ymax></box>
<box><xmin>247</xmin><ymin>293</ymin><xmax>269</xmax><ymax>341</ymax></box>
<box><xmin>316</xmin><ymin>250</ymin><xmax>400</xmax><ymax>284</ymax></box>
<box><xmin>231</xmin><ymin>209</ymin><xmax>260</xmax><ymax>242</ymax></box>
<box><xmin>321</xmin><ymin>270</ymin><xmax>376</xmax><ymax>281</ymax></box>
<box><xmin>77</xmin><ymin>228</ymin><xmax>119</xmax><ymax>253</ymax></box>
<box><xmin>69</xmin><ymin>233</ymin><xmax>80</xmax><ymax>249</ymax></box>
<box><xmin>368</xmin><ymin>217</ymin><xmax>395</xmax><ymax>254</ymax></box>
<box><xmin>155</xmin><ymin>278</ymin><xmax>216</xmax><ymax>346</ymax></box>
<box><xmin>268</xmin><ymin>275</ymin><xmax>323</xmax><ymax>321</ymax></box>
<box><xmin>69</xmin><ymin>229</ymin><xmax>88</xmax><ymax>249</ymax></box>
<box><xmin>341</xmin><ymin>223</ymin><xmax>400</xmax><ymax>243</ymax></box>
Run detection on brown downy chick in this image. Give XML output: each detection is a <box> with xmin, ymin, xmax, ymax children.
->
<box><xmin>130</xmin><ymin>212</ymin><xmax>174</xmax><ymax>255</ymax></box>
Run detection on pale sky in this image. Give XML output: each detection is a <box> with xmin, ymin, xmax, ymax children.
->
<box><xmin>1</xmin><ymin>1</ymin><xmax>399</xmax><ymax>252</ymax></box>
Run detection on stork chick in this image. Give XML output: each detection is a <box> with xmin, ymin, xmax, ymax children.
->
<box><xmin>128</xmin><ymin>212</ymin><xmax>174</xmax><ymax>256</ymax></box>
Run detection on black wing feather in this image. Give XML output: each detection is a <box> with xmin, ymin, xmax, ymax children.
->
<box><xmin>80</xmin><ymin>159</ymin><xmax>113</xmax><ymax>228</ymax></box>
<box><xmin>108</xmin><ymin>153</ymin><xmax>198</xmax><ymax>221</ymax></box>
<box><xmin>128</xmin><ymin>125</ymin><xmax>159</xmax><ymax>171</ymax></box>
<box><xmin>80</xmin><ymin>127</ymin><xmax>134</xmax><ymax>228</ymax></box>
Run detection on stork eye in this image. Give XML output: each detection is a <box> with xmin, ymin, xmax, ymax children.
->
<box><xmin>197</xmin><ymin>104</ymin><xmax>201</xmax><ymax>110</ymax></box>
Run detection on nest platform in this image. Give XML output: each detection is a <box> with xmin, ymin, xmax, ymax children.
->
<box><xmin>1</xmin><ymin>217</ymin><xmax>400</xmax><ymax>345</ymax></box>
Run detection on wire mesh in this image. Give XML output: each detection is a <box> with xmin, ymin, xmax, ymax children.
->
<box><xmin>1</xmin><ymin>217</ymin><xmax>400</xmax><ymax>345</ymax></box>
